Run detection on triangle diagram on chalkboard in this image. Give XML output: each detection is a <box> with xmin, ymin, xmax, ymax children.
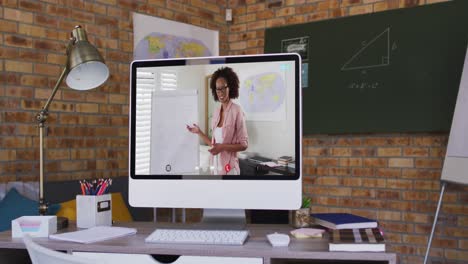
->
<box><xmin>341</xmin><ymin>28</ymin><xmax>390</xmax><ymax>71</ymax></box>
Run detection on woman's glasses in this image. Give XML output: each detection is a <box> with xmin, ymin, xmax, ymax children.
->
<box><xmin>215</xmin><ymin>85</ymin><xmax>228</xmax><ymax>93</ymax></box>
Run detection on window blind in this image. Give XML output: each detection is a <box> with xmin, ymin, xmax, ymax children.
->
<box><xmin>135</xmin><ymin>71</ymin><xmax>155</xmax><ymax>174</ymax></box>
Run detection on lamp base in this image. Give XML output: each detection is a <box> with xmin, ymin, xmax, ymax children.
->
<box><xmin>57</xmin><ymin>216</ymin><xmax>69</xmax><ymax>230</ymax></box>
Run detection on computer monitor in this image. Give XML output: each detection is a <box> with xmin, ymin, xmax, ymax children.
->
<box><xmin>129</xmin><ymin>54</ymin><xmax>302</xmax><ymax>225</ymax></box>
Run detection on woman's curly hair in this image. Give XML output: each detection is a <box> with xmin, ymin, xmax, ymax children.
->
<box><xmin>210</xmin><ymin>67</ymin><xmax>239</xmax><ymax>101</ymax></box>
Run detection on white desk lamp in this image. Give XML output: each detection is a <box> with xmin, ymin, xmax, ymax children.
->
<box><xmin>36</xmin><ymin>25</ymin><xmax>109</xmax><ymax>215</ymax></box>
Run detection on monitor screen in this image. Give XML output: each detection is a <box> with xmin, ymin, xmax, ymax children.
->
<box><xmin>129</xmin><ymin>54</ymin><xmax>302</xmax><ymax>210</ymax></box>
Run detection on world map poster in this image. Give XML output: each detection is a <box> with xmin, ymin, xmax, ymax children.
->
<box><xmin>239</xmin><ymin>72</ymin><xmax>287</xmax><ymax>121</ymax></box>
<box><xmin>133</xmin><ymin>13</ymin><xmax>219</xmax><ymax>60</ymax></box>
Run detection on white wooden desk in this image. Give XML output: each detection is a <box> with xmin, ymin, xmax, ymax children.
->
<box><xmin>0</xmin><ymin>222</ymin><xmax>397</xmax><ymax>264</ymax></box>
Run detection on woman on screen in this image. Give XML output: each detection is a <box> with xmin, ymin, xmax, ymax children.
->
<box><xmin>186</xmin><ymin>67</ymin><xmax>248</xmax><ymax>175</ymax></box>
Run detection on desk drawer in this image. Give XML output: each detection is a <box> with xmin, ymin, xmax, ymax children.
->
<box><xmin>73</xmin><ymin>252</ymin><xmax>262</xmax><ymax>264</ymax></box>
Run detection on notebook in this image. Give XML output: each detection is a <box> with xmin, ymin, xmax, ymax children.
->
<box><xmin>311</xmin><ymin>213</ymin><xmax>377</xmax><ymax>229</ymax></box>
<box><xmin>329</xmin><ymin>228</ymin><xmax>385</xmax><ymax>252</ymax></box>
<box><xmin>49</xmin><ymin>226</ymin><xmax>137</xmax><ymax>244</ymax></box>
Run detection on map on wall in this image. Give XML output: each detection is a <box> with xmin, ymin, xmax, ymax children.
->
<box><xmin>133</xmin><ymin>13</ymin><xmax>219</xmax><ymax>60</ymax></box>
<box><xmin>239</xmin><ymin>72</ymin><xmax>286</xmax><ymax>121</ymax></box>
<box><xmin>135</xmin><ymin>33</ymin><xmax>212</xmax><ymax>59</ymax></box>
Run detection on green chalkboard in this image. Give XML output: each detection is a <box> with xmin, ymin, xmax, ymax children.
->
<box><xmin>265</xmin><ymin>1</ymin><xmax>468</xmax><ymax>134</ymax></box>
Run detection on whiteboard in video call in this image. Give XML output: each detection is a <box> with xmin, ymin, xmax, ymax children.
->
<box><xmin>442</xmin><ymin>47</ymin><xmax>468</xmax><ymax>185</ymax></box>
<box><xmin>150</xmin><ymin>90</ymin><xmax>199</xmax><ymax>174</ymax></box>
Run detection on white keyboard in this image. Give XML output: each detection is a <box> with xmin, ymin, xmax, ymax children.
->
<box><xmin>145</xmin><ymin>229</ymin><xmax>249</xmax><ymax>245</ymax></box>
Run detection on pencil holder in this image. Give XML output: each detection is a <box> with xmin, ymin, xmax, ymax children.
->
<box><xmin>76</xmin><ymin>194</ymin><xmax>112</xmax><ymax>228</ymax></box>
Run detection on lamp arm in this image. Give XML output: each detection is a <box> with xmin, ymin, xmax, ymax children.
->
<box><xmin>40</xmin><ymin>67</ymin><xmax>69</xmax><ymax>116</ymax></box>
<box><xmin>36</xmin><ymin>36</ymin><xmax>75</xmax><ymax>122</ymax></box>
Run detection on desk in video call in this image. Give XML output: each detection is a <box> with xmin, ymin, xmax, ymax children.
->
<box><xmin>239</xmin><ymin>158</ymin><xmax>295</xmax><ymax>176</ymax></box>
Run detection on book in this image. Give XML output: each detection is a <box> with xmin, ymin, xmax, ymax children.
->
<box><xmin>311</xmin><ymin>213</ymin><xmax>377</xmax><ymax>229</ymax></box>
<box><xmin>49</xmin><ymin>226</ymin><xmax>137</xmax><ymax>244</ymax></box>
<box><xmin>329</xmin><ymin>228</ymin><xmax>385</xmax><ymax>252</ymax></box>
<box><xmin>277</xmin><ymin>156</ymin><xmax>293</xmax><ymax>163</ymax></box>
<box><xmin>278</xmin><ymin>155</ymin><xmax>293</xmax><ymax>160</ymax></box>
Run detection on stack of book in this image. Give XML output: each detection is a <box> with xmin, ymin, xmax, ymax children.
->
<box><xmin>328</xmin><ymin>228</ymin><xmax>385</xmax><ymax>252</ymax></box>
<box><xmin>311</xmin><ymin>213</ymin><xmax>385</xmax><ymax>252</ymax></box>
<box><xmin>277</xmin><ymin>156</ymin><xmax>293</xmax><ymax>166</ymax></box>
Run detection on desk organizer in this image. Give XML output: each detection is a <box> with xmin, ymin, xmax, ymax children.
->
<box><xmin>12</xmin><ymin>216</ymin><xmax>57</xmax><ymax>238</ymax></box>
<box><xmin>76</xmin><ymin>194</ymin><xmax>112</xmax><ymax>228</ymax></box>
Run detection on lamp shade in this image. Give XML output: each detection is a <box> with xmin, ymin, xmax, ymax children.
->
<box><xmin>65</xmin><ymin>26</ymin><xmax>109</xmax><ymax>90</ymax></box>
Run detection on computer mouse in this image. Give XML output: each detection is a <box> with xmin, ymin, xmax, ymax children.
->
<box><xmin>267</xmin><ymin>232</ymin><xmax>290</xmax><ymax>247</ymax></box>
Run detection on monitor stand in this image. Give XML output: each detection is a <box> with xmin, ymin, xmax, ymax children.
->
<box><xmin>197</xmin><ymin>209</ymin><xmax>246</xmax><ymax>230</ymax></box>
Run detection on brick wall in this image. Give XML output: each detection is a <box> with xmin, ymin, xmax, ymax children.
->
<box><xmin>1</xmin><ymin>0</ymin><xmax>467</xmax><ymax>263</ymax></box>
<box><xmin>0</xmin><ymin>0</ymin><xmax>227</xmax><ymax>183</ymax></box>
<box><xmin>224</xmin><ymin>1</ymin><xmax>466</xmax><ymax>264</ymax></box>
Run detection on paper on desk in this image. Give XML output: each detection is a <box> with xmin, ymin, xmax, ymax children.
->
<box><xmin>49</xmin><ymin>226</ymin><xmax>137</xmax><ymax>244</ymax></box>
<box><xmin>260</xmin><ymin>161</ymin><xmax>281</xmax><ymax>167</ymax></box>
<box><xmin>290</xmin><ymin>228</ymin><xmax>325</xmax><ymax>238</ymax></box>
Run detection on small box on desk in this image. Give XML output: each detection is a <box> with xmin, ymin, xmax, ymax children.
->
<box><xmin>12</xmin><ymin>216</ymin><xmax>57</xmax><ymax>238</ymax></box>
<box><xmin>77</xmin><ymin>194</ymin><xmax>112</xmax><ymax>228</ymax></box>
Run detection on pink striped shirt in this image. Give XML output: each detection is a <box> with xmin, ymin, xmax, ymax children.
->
<box><xmin>211</xmin><ymin>101</ymin><xmax>248</xmax><ymax>175</ymax></box>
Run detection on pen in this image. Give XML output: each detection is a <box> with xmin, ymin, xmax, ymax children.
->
<box><xmin>103</xmin><ymin>179</ymin><xmax>112</xmax><ymax>195</ymax></box>
<box><xmin>97</xmin><ymin>180</ymin><xmax>107</xmax><ymax>196</ymax></box>
<box><xmin>80</xmin><ymin>181</ymin><xmax>85</xmax><ymax>195</ymax></box>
